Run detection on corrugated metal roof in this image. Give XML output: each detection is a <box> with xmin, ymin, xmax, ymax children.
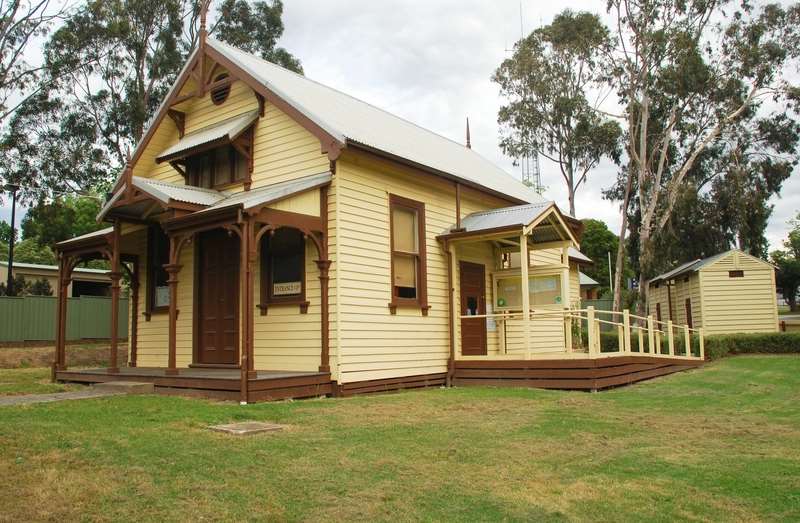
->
<box><xmin>57</xmin><ymin>227</ymin><xmax>113</xmax><ymax>247</ymax></box>
<box><xmin>649</xmin><ymin>249</ymin><xmax>775</xmax><ymax>284</ymax></box>
<box><xmin>208</xmin><ymin>38</ymin><xmax>544</xmax><ymax>205</ymax></box>
<box><xmin>456</xmin><ymin>201</ymin><xmax>554</xmax><ymax>233</ymax></box>
<box><xmin>650</xmin><ymin>259</ymin><xmax>702</xmax><ymax>283</ymax></box>
<box><xmin>132</xmin><ymin>177</ymin><xmax>226</xmax><ymax>206</ymax></box>
<box><xmin>0</xmin><ymin>261</ymin><xmax>108</xmax><ymax>274</ymax></box>
<box><xmin>569</xmin><ymin>247</ymin><xmax>592</xmax><ymax>264</ymax></box>
<box><xmin>579</xmin><ymin>272</ymin><xmax>599</xmax><ymax>286</ymax></box>
<box><xmin>156</xmin><ymin>109</ymin><xmax>259</xmax><ymax>162</ymax></box>
<box><xmin>201</xmin><ymin>171</ymin><xmax>331</xmax><ymax>213</ymax></box>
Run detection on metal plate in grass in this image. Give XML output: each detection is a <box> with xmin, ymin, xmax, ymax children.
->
<box><xmin>208</xmin><ymin>421</ymin><xmax>285</xmax><ymax>435</ymax></box>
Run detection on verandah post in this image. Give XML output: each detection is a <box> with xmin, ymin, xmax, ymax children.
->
<box><xmin>520</xmin><ymin>232</ymin><xmax>531</xmax><ymax>359</ymax></box>
<box><xmin>108</xmin><ymin>221</ymin><xmax>122</xmax><ymax>374</ymax></box>
<box><xmin>683</xmin><ymin>324</ymin><xmax>691</xmax><ymax>357</ymax></box>
<box><xmin>587</xmin><ymin>306</ymin><xmax>597</xmax><ymax>357</ymax></box>
<box><xmin>667</xmin><ymin>320</ymin><xmax>675</xmax><ymax>356</ymax></box>
<box><xmin>52</xmin><ymin>256</ymin><xmax>70</xmax><ymax>380</ymax></box>
<box><xmin>698</xmin><ymin>328</ymin><xmax>705</xmax><ymax>360</ymax></box>
<box><xmin>164</xmin><ymin>233</ymin><xmax>183</xmax><ymax>376</ymax></box>
<box><xmin>623</xmin><ymin>309</ymin><xmax>631</xmax><ymax>354</ymax></box>
<box><xmin>647</xmin><ymin>314</ymin><xmax>655</xmax><ymax>354</ymax></box>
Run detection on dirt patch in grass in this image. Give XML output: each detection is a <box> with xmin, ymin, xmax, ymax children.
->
<box><xmin>0</xmin><ymin>343</ymin><xmax>128</xmax><ymax>369</ymax></box>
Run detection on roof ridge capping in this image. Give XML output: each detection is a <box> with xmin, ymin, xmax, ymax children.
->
<box><xmin>208</xmin><ymin>37</ymin><xmax>473</xmax><ymax>150</ymax></box>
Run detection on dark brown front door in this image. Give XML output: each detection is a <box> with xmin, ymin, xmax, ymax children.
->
<box><xmin>460</xmin><ymin>261</ymin><xmax>487</xmax><ymax>356</ymax></box>
<box><xmin>197</xmin><ymin>229</ymin><xmax>239</xmax><ymax>365</ymax></box>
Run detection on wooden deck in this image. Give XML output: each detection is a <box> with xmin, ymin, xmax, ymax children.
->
<box><xmin>56</xmin><ymin>367</ymin><xmax>333</xmax><ymax>402</ymax></box>
<box><xmin>453</xmin><ymin>355</ymin><xmax>704</xmax><ymax>391</ymax></box>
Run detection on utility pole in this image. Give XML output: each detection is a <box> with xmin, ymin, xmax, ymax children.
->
<box><xmin>4</xmin><ymin>183</ymin><xmax>19</xmax><ymax>296</ymax></box>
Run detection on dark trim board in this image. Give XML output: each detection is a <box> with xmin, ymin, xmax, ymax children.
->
<box><xmin>337</xmin><ymin>373</ymin><xmax>447</xmax><ymax>396</ymax></box>
<box><xmin>55</xmin><ymin>367</ymin><xmax>332</xmax><ymax>402</ymax></box>
<box><xmin>453</xmin><ymin>356</ymin><xmax>703</xmax><ymax>391</ymax></box>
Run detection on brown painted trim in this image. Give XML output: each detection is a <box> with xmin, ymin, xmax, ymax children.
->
<box><xmin>259</xmin><ymin>228</ymin><xmax>308</xmax><ymax>308</ymax></box>
<box><xmin>338</xmin><ymin>372</ymin><xmax>447</xmax><ymax>396</ymax></box>
<box><xmin>162</xmin><ymin>205</ymin><xmax>240</xmax><ymax>234</ymax></box>
<box><xmin>167</xmin><ymin>109</ymin><xmax>185</xmax><ymax>138</ymax></box>
<box><xmin>388</xmin><ymin>193</ymin><xmax>429</xmax><ymax>315</ymax></box>
<box><xmin>108</xmin><ymin>221</ymin><xmax>122</xmax><ymax>374</ymax></box>
<box><xmin>204</xmin><ymin>44</ymin><xmax>344</xmax><ymax>161</ymax></box>
<box><xmin>685</xmin><ymin>298</ymin><xmax>693</xmax><ymax>329</ymax></box>
<box><xmin>127</xmin><ymin>255</ymin><xmax>140</xmax><ymax>367</ymax></box>
<box><xmin>453</xmin><ymin>357</ymin><xmax>701</xmax><ymax>390</ymax></box>
<box><xmin>436</xmin><ymin>224</ymin><xmax>522</xmax><ymax>242</ymax></box>
<box><xmin>317</xmin><ymin>184</ymin><xmax>330</xmax><ymax>373</ymax></box>
<box><xmin>445</xmin><ymin>244</ymin><xmax>455</xmax><ymax>385</ymax></box>
<box><xmin>251</xmin><ymin>207</ymin><xmax>324</xmax><ymax>233</ymax></box>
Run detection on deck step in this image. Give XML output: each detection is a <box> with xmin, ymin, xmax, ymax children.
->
<box><xmin>93</xmin><ymin>381</ymin><xmax>155</xmax><ymax>394</ymax></box>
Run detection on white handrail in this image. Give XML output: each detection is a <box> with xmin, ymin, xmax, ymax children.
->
<box><xmin>457</xmin><ymin>307</ymin><xmax>704</xmax><ymax>361</ymax></box>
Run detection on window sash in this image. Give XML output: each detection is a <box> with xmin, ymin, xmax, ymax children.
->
<box><xmin>260</xmin><ymin>229</ymin><xmax>306</xmax><ymax>305</ymax></box>
<box><xmin>147</xmin><ymin>226</ymin><xmax>170</xmax><ymax>313</ymax></box>
<box><xmin>187</xmin><ymin>145</ymin><xmax>246</xmax><ymax>189</ymax></box>
<box><xmin>389</xmin><ymin>195</ymin><xmax>427</xmax><ymax>308</ymax></box>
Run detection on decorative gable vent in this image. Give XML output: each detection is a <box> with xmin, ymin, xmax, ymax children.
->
<box><xmin>211</xmin><ymin>73</ymin><xmax>230</xmax><ymax>105</ymax></box>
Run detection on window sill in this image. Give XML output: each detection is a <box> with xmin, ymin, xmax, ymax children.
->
<box><xmin>258</xmin><ymin>300</ymin><xmax>310</xmax><ymax>316</ymax></box>
<box><xmin>143</xmin><ymin>307</ymin><xmax>169</xmax><ymax>321</ymax></box>
<box><xmin>388</xmin><ymin>300</ymin><xmax>430</xmax><ymax>316</ymax></box>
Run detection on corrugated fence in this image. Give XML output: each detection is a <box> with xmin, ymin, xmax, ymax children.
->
<box><xmin>0</xmin><ymin>295</ymin><xmax>129</xmax><ymax>342</ymax></box>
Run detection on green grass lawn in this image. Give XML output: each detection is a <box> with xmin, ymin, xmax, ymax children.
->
<box><xmin>1</xmin><ymin>356</ymin><xmax>798</xmax><ymax>522</ymax></box>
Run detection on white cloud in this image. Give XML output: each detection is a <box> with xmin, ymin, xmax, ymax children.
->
<box><xmin>1</xmin><ymin>0</ymin><xmax>796</xmax><ymax>250</ymax></box>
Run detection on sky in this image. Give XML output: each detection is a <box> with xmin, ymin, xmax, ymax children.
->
<box><xmin>1</xmin><ymin>0</ymin><xmax>798</xmax><ymax>250</ymax></box>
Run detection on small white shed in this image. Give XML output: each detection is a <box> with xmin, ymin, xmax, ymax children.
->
<box><xmin>648</xmin><ymin>250</ymin><xmax>778</xmax><ymax>335</ymax></box>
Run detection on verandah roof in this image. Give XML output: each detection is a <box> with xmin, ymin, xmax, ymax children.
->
<box><xmin>97</xmin><ymin>171</ymin><xmax>331</xmax><ymax>222</ymax></box>
<box><xmin>155</xmin><ymin>110</ymin><xmax>259</xmax><ymax>163</ymax></box>
<box><xmin>439</xmin><ymin>201</ymin><xmax>583</xmax><ymax>246</ymax></box>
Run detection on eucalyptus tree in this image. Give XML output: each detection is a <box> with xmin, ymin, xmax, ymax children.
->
<box><xmin>0</xmin><ymin>0</ymin><xmax>301</xmax><ymax>203</ymax></box>
<box><xmin>493</xmin><ymin>10</ymin><xmax>622</xmax><ymax>217</ymax></box>
<box><xmin>0</xmin><ymin>0</ymin><xmax>69</xmax><ymax>122</ymax></box>
<box><xmin>604</xmin><ymin>0</ymin><xmax>800</xmax><ymax>311</ymax></box>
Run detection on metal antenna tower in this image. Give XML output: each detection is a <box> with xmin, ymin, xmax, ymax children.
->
<box><xmin>513</xmin><ymin>2</ymin><xmax>544</xmax><ymax>194</ymax></box>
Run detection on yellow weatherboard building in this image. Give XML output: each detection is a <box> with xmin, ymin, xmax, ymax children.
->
<box><xmin>648</xmin><ymin>249</ymin><xmax>779</xmax><ymax>336</ymax></box>
<box><xmin>51</xmin><ymin>32</ymin><xmax>704</xmax><ymax>402</ymax></box>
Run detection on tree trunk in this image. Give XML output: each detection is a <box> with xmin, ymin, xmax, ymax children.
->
<box><xmin>568</xmin><ymin>189</ymin><xmax>576</xmax><ymax>217</ymax></box>
<box><xmin>636</xmin><ymin>227</ymin><xmax>655</xmax><ymax>316</ymax></box>
<box><xmin>612</xmin><ymin>167</ymin><xmax>635</xmax><ymax>312</ymax></box>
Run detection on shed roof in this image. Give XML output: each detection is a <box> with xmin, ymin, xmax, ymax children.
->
<box><xmin>569</xmin><ymin>248</ymin><xmax>592</xmax><ymax>265</ymax></box>
<box><xmin>579</xmin><ymin>272</ymin><xmax>600</xmax><ymax>286</ymax></box>
<box><xmin>156</xmin><ymin>109</ymin><xmax>259</xmax><ymax>163</ymax></box>
<box><xmin>650</xmin><ymin>249</ymin><xmax>775</xmax><ymax>284</ymax></box>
